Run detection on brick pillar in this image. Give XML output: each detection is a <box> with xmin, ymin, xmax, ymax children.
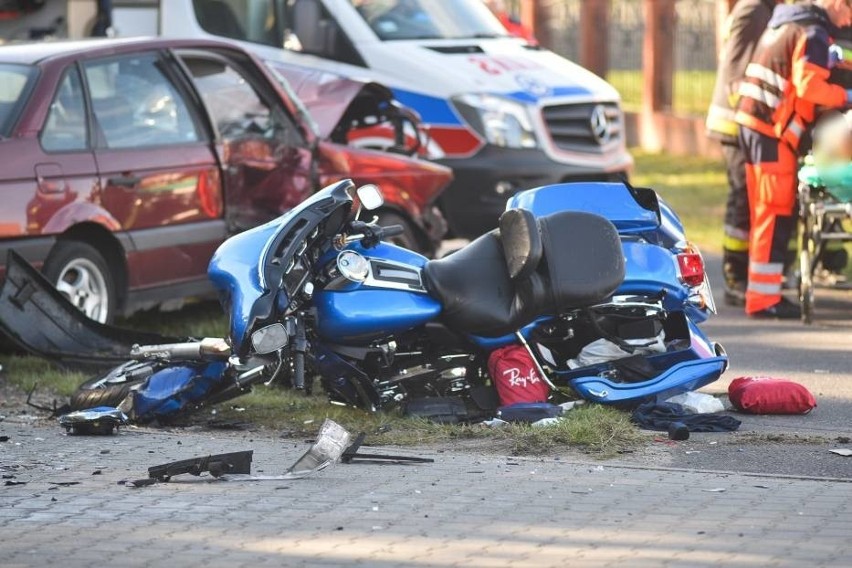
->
<box><xmin>580</xmin><ymin>0</ymin><xmax>610</xmax><ymax>78</ymax></box>
<box><xmin>522</xmin><ymin>0</ymin><xmax>551</xmax><ymax>49</ymax></box>
<box><xmin>643</xmin><ymin>0</ymin><xmax>676</xmax><ymax>113</ymax></box>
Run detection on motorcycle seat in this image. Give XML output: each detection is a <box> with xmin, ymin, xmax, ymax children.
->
<box><xmin>499</xmin><ymin>208</ymin><xmax>542</xmax><ymax>281</ymax></box>
<box><xmin>423</xmin><ymin>210</ymin><xmax>624</xmax><ymax>338</ymax></box>
<box><xmin>537</xmin><ymin>211</ymin><xmax>625</xmax><ymax>314</ymax></box>
<box><xmin>423</xmin><ymin>226</ymin><xmax>537</xmax><ymax>337</ymax></box>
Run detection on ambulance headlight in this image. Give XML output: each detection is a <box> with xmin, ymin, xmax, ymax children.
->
<box><xmin>452</xmin><ymin>94</ymin><xmax>538</xmax><ymax>149</ymax></box>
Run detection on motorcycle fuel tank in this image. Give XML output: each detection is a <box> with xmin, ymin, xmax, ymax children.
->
<box><xmin>314</xmin><ymin>243</ymin><xmax>441</xmax><ymax>344</ymax></box>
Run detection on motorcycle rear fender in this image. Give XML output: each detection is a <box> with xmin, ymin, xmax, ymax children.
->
<box><xmin>507</xmin><ymin>182</ymin><xmax>661</xmax><ymax>234</ymax></box>
<box><xmin>560</xmin><ymin>316</ymin><xmax>726</xmax><ymax>406</ymax></box>
<box><xmin>567</xmin><ymin>356</ymin><xmax>727</xmax><ymax>406</ymax></box>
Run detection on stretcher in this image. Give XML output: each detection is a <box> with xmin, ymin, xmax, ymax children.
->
<box><xmin>796</xmin><ymin>161</ymin><xmax>852</xmax><ymax>323</ymax></box>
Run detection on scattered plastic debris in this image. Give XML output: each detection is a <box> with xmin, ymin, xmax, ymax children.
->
<box><xmin>829</xmin><ymin>448</ymin><xmax>852</xmax><ymax>457</ymax></box>
<box><xmin>128</xmin><ymin>419</ymin><xmax>354</xmax><ymax>487</ymax></box>
<box><xmin>58</xmin><ymin>407</ymin><xmax>128</xmax><ymax>435</ymax></box>
<box><xmin>703</xmin><ymin>488</ymin><xmax>727</xmax><ymax>493</ymax></box>
<box><xmin>665</xmin><ymin>392</ymin><xmax>724</xmax><ymax>414</ymax></box>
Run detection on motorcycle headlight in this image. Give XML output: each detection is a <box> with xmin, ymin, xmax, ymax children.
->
<box><xmin>451</xmin><ymin>94</ymin><xmax>538</xmax><ymax>149</ymax></box>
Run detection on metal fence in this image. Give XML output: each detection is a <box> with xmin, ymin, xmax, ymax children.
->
<box><xmin>536</xmin><ymin>0</ymin><xmax>718</xmax><ymax>115</ymax></box>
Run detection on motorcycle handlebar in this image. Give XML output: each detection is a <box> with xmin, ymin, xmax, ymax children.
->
<box><xmin>380</xmin><ymin>224</ymin><xmax>405</xmax><ymax>238</ymax></box>
<box><xmin>342</xmin><ymin>222</ymin><xmax>405</xmax><ymax>247</ymax></box>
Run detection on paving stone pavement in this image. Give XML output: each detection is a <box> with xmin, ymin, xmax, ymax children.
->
<box><xmin>1</xmin><ymin>417</ymin><xmax>851</xmax><ymax>568</ymax></box>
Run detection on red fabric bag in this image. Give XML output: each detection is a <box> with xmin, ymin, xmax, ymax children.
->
<box><xmin>728</xmin><ymin>376</ymin><xmax>817</xmax><ymax>414</ymax></box>
<box><xmin>488</xmin><ymin>345</ymin><xmax>549</xmax><ymax>406</ymax></box>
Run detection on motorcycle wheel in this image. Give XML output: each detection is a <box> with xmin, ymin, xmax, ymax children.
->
<box><xmin>70</xmin><ymin>360</ymin><xmax>155</xmax><ymax>410</ymax></box>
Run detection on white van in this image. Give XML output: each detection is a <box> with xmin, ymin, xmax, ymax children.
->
<box><xmin>5</xmin><ymin>0</ymin><xmax>634</xmax><ymax>238</ymax></box>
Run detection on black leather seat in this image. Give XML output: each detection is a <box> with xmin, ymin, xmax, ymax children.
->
<box><xmin>537</xmin><ymin>211</ymin><xmax>625</xmax><ymax>313</ymax></box>
<box><xmin>423</xmin><ymin>209</ymin><xmax>624</xmax><ymax>337</ymax></box>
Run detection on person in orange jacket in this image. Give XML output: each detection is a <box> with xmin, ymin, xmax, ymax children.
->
<box><xmin>483</xmin><ymin>0</ymin><xmax>537</xmax><ymax>44</ymax></box>
<box><xmin>734</xmin><ymin>0</ymin><xmax>852</xmax><ymax>318</ymax></box>
<box><xmin>706</xmin><ymin>0</ymin><xmax>782</xmax><ymax>307</ymax></box>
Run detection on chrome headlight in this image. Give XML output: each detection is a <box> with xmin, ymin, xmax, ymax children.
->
<box><xmin>452</xmin><ymin>94</ymin><xmax>538</xmax><ymax>149</ymax></box>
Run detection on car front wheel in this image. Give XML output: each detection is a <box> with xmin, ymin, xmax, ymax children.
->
<box><xmin>42</xmin><ymin>240</ymin><xmax>117</xmax><ymax>324</ymax></box>
<box><xmin>377</xmin><ymin>212</ymin><xmax>423</xmax><ymax>254</ymax></box>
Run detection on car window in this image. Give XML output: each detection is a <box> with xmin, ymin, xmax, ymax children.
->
<box><xmin>41</xmin><ymin>68</ymin><xmax>88</xmax><ymax>152</ymax></box>
<box><xmin>83</xmin><ymin>53</ymin><xmax>201</xmax><ymax>149</ymax></box>
<box><xmin>181</xmin><ymin>55</ymin><xmax>301</xmax><ymax>146</ymax></box>
<box><xmin>192</xmin><ymin>0</ymin><xmax>286</xmax><ymax>46</ymax></box>
<box><xmin>0</xmin><ymin>63</ymin><xmax>38</xmax><ymax>138</ymax></box>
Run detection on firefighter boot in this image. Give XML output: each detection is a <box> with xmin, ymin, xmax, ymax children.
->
<box><xmin>723</xmin><ymin>250</ymin><xmax>748</xmax><ymax>307</ymax></box>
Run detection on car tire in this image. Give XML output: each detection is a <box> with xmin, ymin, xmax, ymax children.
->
<box><xmin>42</xmin><ymin>240</ymin><xmax>117</xmax><ymax>324</ymax></box>
<box><xmin>69</xmin><ymin>361</ymin><xmax>154</xmax><ymax>410</ymax></box>
<box><xmin>377</xmin><ymin>212</ymin><xmax>423</xmax><ymax>254</ymax></box>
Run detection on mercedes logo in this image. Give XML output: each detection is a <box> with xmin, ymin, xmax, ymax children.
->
<box><xmin>589</xmin><ymin>104</ymin><xmax>611</xmax><ymax>145</ymax></box>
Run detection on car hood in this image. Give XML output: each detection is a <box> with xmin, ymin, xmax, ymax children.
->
<box><xmin>357</xmin><ymin>38</ymin><xmax>622</xmax><ymax>104</ymax></box>
<box><xmin>269</xmin><ymin>63</ymin><xmax>394</xmax><ymax>139</ymax></box>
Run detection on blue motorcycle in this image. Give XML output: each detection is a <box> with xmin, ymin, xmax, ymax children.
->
<box><xmin>64</xmin><ymin>179</ymin><xmax>727</xmax><ymax>421</ymax></box>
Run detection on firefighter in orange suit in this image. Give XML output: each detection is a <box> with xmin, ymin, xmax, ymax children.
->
<box><xmin>734</xmin><ymin>0</ymin><xmax>852</xmax><ymax>318</ymax></box>
<box><xmin>706</xmin><ymin>0</ymin><xmax>782</xmax><ymax>307</ymax></box>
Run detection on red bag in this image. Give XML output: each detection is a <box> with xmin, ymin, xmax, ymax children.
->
<box><xmin>728</xmin><ymin>376</ymin><xmax>817</xmax><ymax>414</ymax></box>
<box><xmin>488</xmin><ymin>345</ymin><xmax>549</xmax><ymax>406</ymax></box>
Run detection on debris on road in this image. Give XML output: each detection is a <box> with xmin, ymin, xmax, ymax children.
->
<box><xmin>58</xmin><ymin>407</ymin><xmax>128</xmax><ymax>435</ymax></box>
<box><xmin>129</xmin><ymin>419</ymin><xmax>356</xmax><ymax>487</ymax></box>
<box><xmin>829</xmin><ymin>449</ymin><xmax>852</xmax><ymax>457</ymax></box>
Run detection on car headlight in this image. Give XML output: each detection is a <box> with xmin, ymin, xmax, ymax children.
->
<box><xmin>451</xmin><ymin>94</ymin><xmax>537</xmax><ymax>149</ymax></box>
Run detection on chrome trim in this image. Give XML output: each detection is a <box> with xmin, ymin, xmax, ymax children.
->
<box><xmin>364</xmin><ymin>258</ymin><xmax>427</xmax><ymax>293</ymax></box>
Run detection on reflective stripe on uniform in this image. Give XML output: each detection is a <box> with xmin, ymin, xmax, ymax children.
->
<box><xmin>747</xmin><ymin>281</ymin><xmax>782</xmax><ymax>295</ymax></box>
<box><xmin>739</xmin><ymin>82</ymin><xmax>781</xmax><ymax>108</ymax></box>
<box><xmin>723</xmin><ymin>233</ymin><xmax>750</xmax><ymax>252</ymax></box>
<box><xmin>780</xmin><ymin>116</ymin><xmax>805</xmax><ymax>148</ymax></box>
<box><xmin>707</xmin><ymin>104</ymin><xmax>739</xmax><ymax>137</ymax></box>
<box><xmin>745</xmin><ymin>63</ymin><xmax>788</xmax><ymax>92</ymax></box>
<box><xmin>750</xmin><ymin>261</ymin><xmax>784</xmax><ymax>275</ymax></box>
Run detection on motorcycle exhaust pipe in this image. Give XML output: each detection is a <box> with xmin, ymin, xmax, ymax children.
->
<box><xmin>130</xmin><ymin>338</ymin><xmax>231</xmax><ymax>361</ymax></box>
<box><xmin>712</xmin><ymin>342</ymin><xmax>729</xmax><ymax>372</ymax></box>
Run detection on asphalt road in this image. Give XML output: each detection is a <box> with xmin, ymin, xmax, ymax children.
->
<box><xmin>612</xmin><ymin>253</ymin><xmax>852</xmax><ymax>479</ymax></box>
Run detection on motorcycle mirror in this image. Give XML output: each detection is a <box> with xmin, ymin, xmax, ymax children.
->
<box><xmin>356</xmin><ymin>184</ymin><xmax>384</xmax><ymax>211</ymax></box>
<box><xmin>251</xmin><ymin>323</ymin><xmax>289</xmax><ymax>354</ymax></box>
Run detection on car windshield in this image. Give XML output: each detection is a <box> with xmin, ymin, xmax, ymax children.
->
<box><xmin>0</xmin><ymin>63</ymin><xmax>38</xmax><ymax>138</ymax></box>
<box><xmin>350</xmin><ymin>0</ymin><xmax>508</xmax><ymax>40</ymax></box>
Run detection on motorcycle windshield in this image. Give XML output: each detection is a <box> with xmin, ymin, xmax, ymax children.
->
<box><xmin>208</xmin><ymin>180</ymin><xmax>355</xmax><ymax>356</ymax></box>
<box><xmin>507</xmin><ymin>182</ymin><xmax>661</xmax><ymax>234</ymax></box>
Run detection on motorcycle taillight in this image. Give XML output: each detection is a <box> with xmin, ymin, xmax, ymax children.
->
<box><xmin>677</xmin><ymin>252</ymin><xmax>705</xmax><ymax>287</ymax></box>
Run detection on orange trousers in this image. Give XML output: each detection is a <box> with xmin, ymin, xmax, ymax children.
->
<box><xmin>738</xmin><ymin>127</ymin><xmax>798</xmax><ymax>314</ymax></box>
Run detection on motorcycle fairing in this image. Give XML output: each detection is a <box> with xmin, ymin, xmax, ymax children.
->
<box><xmin>507</xmin><ymin>182</ymin><xmax>661</xmax><ymax>234</ymax></box>
<box><xmin>0</xmin><ymin>251</ymin><xmax>182</xmax><ymax>372</ymax></box>
<box><xmin>127</xmin><ymin>361</ymin><xmax>229</xmax><ymax>421</ymax></box>
<box><xmin>208</xmin><ymin>180</ymin><xmax>355</xmax><ymax>357</ymax></box>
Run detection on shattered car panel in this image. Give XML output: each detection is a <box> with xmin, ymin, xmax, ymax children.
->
<box><xmin>0</xmin><ymin>251</ymin><xmax>182</xmax><ymax>372</ymax></box>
